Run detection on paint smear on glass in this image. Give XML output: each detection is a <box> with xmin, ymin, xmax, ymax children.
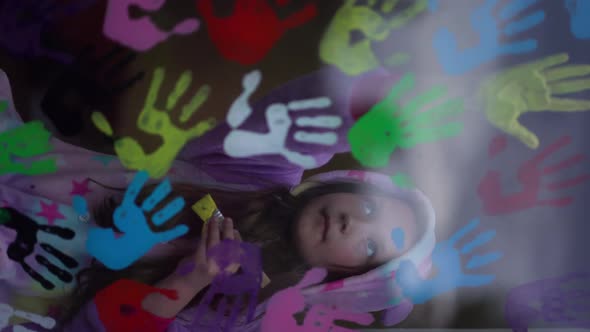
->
<box><xmin>391</xmin><ymin>227</ymin><xmax>405</xmax><ymax>251</ymax></box>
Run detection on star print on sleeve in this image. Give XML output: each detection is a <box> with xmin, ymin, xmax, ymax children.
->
<box><xmin>70</xmin><ymin>179</ymin><xmax>92</xmax><ymax>196</ymax></box>
<box><xmin>35</xmin><ymin>201</ymin><xmax>65</xmax><ymax>226</ymax></box>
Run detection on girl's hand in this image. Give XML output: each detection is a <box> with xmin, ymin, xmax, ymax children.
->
<box><xmin>179</xmin><ymin>217</ymin><xmax>241</xmax><ymax>286</ymax></box>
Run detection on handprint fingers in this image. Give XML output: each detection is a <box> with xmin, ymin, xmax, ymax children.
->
<box><xmin>295</xmin><ymin>115</ymin><xmax>342</xmax><ymax>128</ymax></box>
<box><xmin>502</xmin><ymin>10</ymin><xmax>545</xmax><ymax>36</ymax></box>
<box><xmin>123</xmin><ymin>170</ymin><xmax>150</xmax><ymax>205</ymax></box>
<box><xmin>457</xmin><ymin>274</ymin><xmax>496</xmax><ymax>287</ymax></box>
<box><xmin>287</xmin><ymin>97</ymin><xmax>332</xmax><ymax>111</ymax></box>
<box><xmin>527</xmin><ymin>136</ymin><xmax>570</xmax><ymax>167</ymax></box>
<box><xmin>20</xmin><ymin>261</ymin><xmax>55</xmax><ymax>290</ymax></box>
<box><xmin>545</xmin><ymin>65</ymin><xmax>590</xmax><ymax>82</ymax></box>
<box><xmin>381</xmin><ymin>73</ymin><xmax>414</xmax><ymax>107</ymax></box>
<box><xmin>403</xmin><ymin>122</ymin><xmax>463</xmax><ymax>147</ymax></box>
<box><xmin>145</xmin><ymin>67</ymin><xmax>165</xmax><ymax>111</ymax></box>
<box><xmin>294</xmin><ymin>131</ymin><xmax>338</xmax><ymax>145</ymax></box>
<box><xmin>155</xmin><ymin>225</ymin><xmax>189</xmax><ymax>243</ymax></box>
<box><xmin>410</xmin><ymin>98</ymin><xmax>465</xmax><ymax>127</ymax></box>
<box><xmin>166</xmin><ymin>71</ymin><xmax>192</xmax><ymax>110</ymax></box>
<box><xmin>460</xmin><ymin>230</ymin><xmax>497</xmax><ymax>254</ymax></box>
<box><xmin>180</xmin><ymin>84</ymin><xmax>210</xmax><ymax>123</ymax></box>
<box><xmin>447</xmin><ymin>218</ymin><xmax>480</xmax><ymax>246</ymax></box>
<box><xmin>549</xmin><ymin>78</ymin><xmax>590</xmax><ymax>95</ymax></box>
<box><xmin>151</xmin><ymin>197</ymin><xmax>185</xmax><ymax>226</ymax></box>
<box><xmin>228</xmin><ymin>70</ymin><xmax>261</xmax><ymax>129</ymax></box>
<box><xmin>386</xmin><ymin>0</ymin><xmax>427</xmax><ymax>30</ymax></box>
<box><xmin>141</xmin><ymin>179</ymin><xmax>172</xmax><ymax>212</ymax></box>
<box><xmin>543</xmin><ymin>97</ymin><xmax>590</xmax><ymax>112</ymax></box>
<box><xmin>40</xmin><ymin>243</ymin><xmax>78</xmax><ymax>268</ymax></box>
<box><xmin>465</xmin><ymin>252</ymin><xmax>503</xmax><ymax>270</ymax></box>
<box><xmin>398</xmin><ymin>85</ymin><xmax>447</xmax><ymax>121</ymax></box>
<box><xmin>35</xmin><ymin>255</ymin><xmax>73</xmax><ymax>283</ymax></box>
<box><xmin>91</xmin><ymin>112</ymin><xmax>114</xmax><ymax>136</ymax></box>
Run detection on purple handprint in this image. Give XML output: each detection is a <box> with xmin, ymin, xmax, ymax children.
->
<box><xmin>103</xmin><ymin>0</ymin><xmax>199</xmax><ymax>51</ymax></box>
<box><xmin>192</xmin><ymin>239</ymin><xmax>262</xmax><ymax>332</ymax></box>
<box><xmin>261</xmin><ymin>268</ymin><xmax>374</xmax><ymax>332</ymax></box>
<box><xmin>505</xmin><ymin>271</ymin><xmax>590</xmax><ymax>331</ymax></box>
<box><xmin>0</xmin><ymin>0</ymin><xmax>96</xmax><ymax>63</ymax></box>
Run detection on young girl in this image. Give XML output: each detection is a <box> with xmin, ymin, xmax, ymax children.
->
<box><xmin>0</xmin><ymin>67</ymin><xmax>435</xmax><ymax>331</ymax></box>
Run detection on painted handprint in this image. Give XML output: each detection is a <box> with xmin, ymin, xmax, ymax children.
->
<box><xmin>433</xmin><ymin>0</ymin><xmax>545</xmax><ymax>75</ymax></box>
<box><xmin>86</xmin><ymin>171</ymin><xmax>188</xmax><ymax>270</ymax></box>
<box><xmin>192</xmin><ymin>239</ymin><xmax>262</xmax><ymax>332</ymax></box>
<box><xmin>480</xmin><ymin>53</ymin><xmax>590</xmax><ymax>149</ymax></box>
<box><xmin>0</xmin><ymin>207</ymin><xmax>79</xmax><ymax>290</ymax></box>
<box><xmin>261</xmin><ymin>268</ymin><xmax>374</xmax><ymax>332</ymax></box>
<box><xmin>0</xmin><ymin>0</ymin><xmax>95</xmax><ymax>63</ymax></box>
<box><xmin>41</xmin><ymin>46</ymin><xmax>145</xmax><ymax>137</ymax></box>
<box><xmin>104</xmin><ymin>0</ymin><xmax>199</xmax><ymax>51</ymax></box>
<box><xmin>565</xmin><ymin>0</ymin><xmax>590</xmax><ymax>39</ymax></box>
<box><xmin>91</xmin><ymin>67</ymin><xmax>216</xmax><ymax>178</ymax></box>
<box><xmin>396</xmin><ymin>218</ymin><xmax>501</xmax><ymax>304</ymax></box>
<box><xmin>95</xmin><ymin>279</ymin><xmax>177</xmax><ymax>332</ymax></box>
<box><xmin>223</xmin><ymin>70</ymin><xmax>340</xmax><ymax>169</ymax></box>
<box><xmin>320</xmin><ymin>0</ymin><xmax>427</xmax><ymax>76</ymax></box>
<box><xmin>348</xmin><ymin>72</ymin><xmax>465</xmax><ymax>168</ymax></box>
<box><xmin>505</xmin><ymin>271</ymin><xmax>590</xmax><ymax>331</ymax></box>
<box><xmin>478</xmin><ymin>135</ymin><xmax>590</xmax><ymax>216</ymax></box>
<box><xmin>0</xmin><ymin>302</ymin><xmax>56</xmax><ymax>330</ymax></box>
<box><xmin>196</xmin><ymin>0</ymin><xmax>317</xmax><ymax>65</ymax></box>
<box><xmin>0</xmin><ymin>121</ymin><xmax>57</xmax><ymax>176</ymax></box>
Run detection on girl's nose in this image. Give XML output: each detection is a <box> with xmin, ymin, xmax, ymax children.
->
<box><xmin>338</xmin><ymin>212</ymin><xmax>351</xmax><ymax>234</ymax></box>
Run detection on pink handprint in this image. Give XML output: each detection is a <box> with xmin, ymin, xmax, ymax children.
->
<box><xmin>261</xmin><ymin>268</ymin><xmax>374</xmax><ymax>332</ymax></box>
<box><xmin>104</xmin><ymin>0</ymin><xmax>199</xmax><ymax>51</ymax></box>
<box><xmin>478</xmin><ymin>135</ymin><xmax>590</xmax><ymax>216</ymax></box>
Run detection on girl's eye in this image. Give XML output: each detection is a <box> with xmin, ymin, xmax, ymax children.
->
<box><xmin>362</xmin><ymin>198</ymin><xmax>376</xmax><ymax>217</ymax></box>
<box><xmin>366</xmin><ymin>239</ymin><xmax>377</xmax><ymax>258</ymax></box>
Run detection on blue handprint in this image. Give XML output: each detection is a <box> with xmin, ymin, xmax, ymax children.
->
<box><xmin>396</xmin><ymin>218</ymin><xmax>502</xmax><ymax>304</ymax></box>
<box><xmin>433</xmin><ymin>0</ymin><xmax>545</xmax><ymax>75</ymax></box>
<box><xmin>86</xmin><ymin>171</ymin><xmax>188</xmax><ymax>270</ymax></box>
<box><xmin>566</xmin><ymin>0</ymin><xmax>590</xmax><ymax>39</ymax></box>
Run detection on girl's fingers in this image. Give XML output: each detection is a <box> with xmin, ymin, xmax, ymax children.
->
<box><xmin>197</xmin><ymin>221</ymin><xmax>209</xmax><ymax>260</ymax></box>
<box><xmin>207</xmin><ymin>217</ymin><xmax>220</xmax><ymax>248</ymax></box>
<box><xmin>234</xmin><ymin>230</ymin><xmax>242</xmax><ymax>242</ymax></box>
<box><xmin>222</xmin><ymin>218</ymin><xmax>235</xmax><ymax>240</ymax></box>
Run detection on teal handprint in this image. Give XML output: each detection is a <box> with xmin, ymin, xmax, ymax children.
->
<box><xmin>395</xmin><ymin>218</ymin><xmax>502</xmax><ymax>304</ymax></box>
<box><xmin>86</xmin><ymin>171</ymin><xmax>188</xmax><ymax>270</ymax></box>
<box><xmin>0</xmin><ymin>121</ymin><xmax>57</xmax><ymax>175</ymax></box>
<box><xmin>347</xmin><ymin>72</ymin><xmax>464</xmax><ymax>168</ymax></box>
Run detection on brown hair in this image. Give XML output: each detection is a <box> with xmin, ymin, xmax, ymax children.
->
<box><xmin>60</xmin><ymin>180</ymin><xmax>379</xmax><ymax>324</ymax></box>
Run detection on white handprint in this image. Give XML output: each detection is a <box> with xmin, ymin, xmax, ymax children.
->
<box><xmin>224</xmin><ymin>70</ymin><xmax>341</xmax><ymax>169</ymax></box>
<box><xmin>0</xmin><ymin>303</ymin><xmax>55</xmax><ymax>330</ymax></box>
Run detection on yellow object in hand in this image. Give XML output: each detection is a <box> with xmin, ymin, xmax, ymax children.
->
<box><xmin>192</xmin><ymin>194</ymin><xmax>218</xmax><ymax>223</ymax></box>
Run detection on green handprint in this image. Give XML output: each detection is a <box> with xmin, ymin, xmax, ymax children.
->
<box><xmin>348</xmin><ymin>72</ymin><xmax>464</xmax><ymax>168</ymax></box>
<box><xmin>0</xmin><ymin>121</ymin><xmax>57</xmax><ymax>175</ymax></box>
<box><xmin>480</xmin><ymin>53</ymin><xmax>590</xmax><ymax>149</ymax></box>
<box><xmin>91</xmin><ymin>67</ymin><xmax>217</xmax><ymax>179</ymax></box>
<box><xmin>0</xmin><ymin>100</ymin><xmax>7</xmax><ymax>113</ymax></box>
<box><xmin>320</xmin><ymin>0</ymin><xmax>427</xmax><ymax>76</ymax></box>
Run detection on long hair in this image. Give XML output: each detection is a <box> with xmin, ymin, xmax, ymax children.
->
<box><xmin>60</xmin><ymin>180</ymin><xmax>380</xmax><ymax>324</ymax></box>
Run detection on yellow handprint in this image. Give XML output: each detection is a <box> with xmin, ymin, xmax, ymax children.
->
<box><xmin>320</xmin><ymin>0</ymin><xmax>427</xmax><ymax>76</ymax></box>
<box><xmin>91</xmin><ymin>67</ymin><xmax>216</xmax><ymax>178</ymax></box>
<box><xmin>480</xmin><ymin>53</ymin><xmax>590</xmax><ymax>149</ymax></box>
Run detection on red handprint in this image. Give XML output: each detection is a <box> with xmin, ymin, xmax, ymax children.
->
<box><xmin>195</xmin><ymin>0</ymin><xmax>317</xmax><ymax>65</ymax></box>
<box><xmin>94</xmin><ymin>279</ymin><xmax>177</xmax><ymax>332</ymax></box>
<box><xmin>477</xmin><ymin>135</ymin><xmax>590</xmax><ymax>216</ymax></box>
<box><xmin>261</xmin><ymin>268</ymin><xmax>374</xmax><ymax>332</ymax></box>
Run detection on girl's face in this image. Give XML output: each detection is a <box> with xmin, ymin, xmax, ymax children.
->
<box><xmin>294</xmin><ymin>192</ymin><xmax>418</xmax><ymax>273</ymax></box>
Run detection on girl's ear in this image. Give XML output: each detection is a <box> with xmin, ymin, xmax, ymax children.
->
<box><xmin>295</xmin><ymin>267</ymin><xmax>327</xmax><ymax>289</ymax></box>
